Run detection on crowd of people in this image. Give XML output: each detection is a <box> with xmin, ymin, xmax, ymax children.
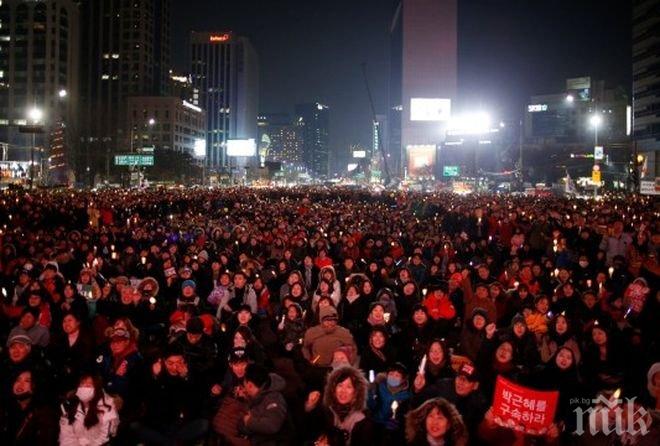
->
<box><xmin>0</xmin><ymin>186</ymin><xmax>658</xmax><ymax>446</ymax></box>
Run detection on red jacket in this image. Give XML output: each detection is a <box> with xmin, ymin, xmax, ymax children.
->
<box><xmin>423</xmin><ymin>295</ymin><xmax>456</xmax><ymax>320</ymax></box>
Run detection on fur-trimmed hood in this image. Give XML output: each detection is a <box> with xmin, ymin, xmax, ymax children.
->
<box><xmin>323</xmin><ymin>365</ymin><xmax>368</xmax><ymax>413</ymax></box>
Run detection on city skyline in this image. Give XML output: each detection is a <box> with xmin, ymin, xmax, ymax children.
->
<box><xmin>171</xmin><ymin>0</ymin><xmax>632</xmax><ymax>161</ymax></box>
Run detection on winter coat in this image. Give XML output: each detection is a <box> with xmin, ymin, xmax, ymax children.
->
<box><xmin>170</xmin><ymin>333</ymin><xmax>218</xmax><ymax>381</ymax></box>
<box><xmin>368</xmin><ymin>373</ymin><xmax>412</xmax><ymax>430</ymax></box>
<box><xmin>217</xmin><ymin>285</ymin><xmax>258</xmax><ymax>317</ymax></box>
<box><xmin>142</xmin><ymin>371</ymin><xmax>205</xmax><ymax>429</ymax></box>
<box><xmin>0</xmin><ymin>399</ymin><xmax>58</xmax><ymax>446</ymax></box>
<box><xmin>320</xmin><ymin>365</ymin><xmax>375</xmax><ymax>446</ymax></box>
<box><xmin>423</xmin><ymin>294</ymin><xmax>457</xmax><ymax>321</ymax></box>
<box><xmin>240</xmin><ymin>373</ymin><xmax>289</xmax><ymax>446</ymax></box>
<box><xmin>59</xmin><ymin>393</ymin><xmax>119</xmax><ymax>446</ymax></box>
<box><xmin>48</xmin><ymin>330</ymin><xmax>95</xmax><ymax>394</ymax></box>
<box><xmin>412</xmin><ymin>378</ymin><xmax>487</xmax><ymax>433</ymax></box>
<box><xmin>302</xmin><ymin>324</ymin><xmax>356</xmax><ymax>367</ymax></box>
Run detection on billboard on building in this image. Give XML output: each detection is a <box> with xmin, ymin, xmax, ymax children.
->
<box><xmin>566</xmin><ymin>76</ymin><xmax>591</xmax><ymax>101</ymax></box>
<box><xmin>227</xmin><ymin>139</ymin><xmax>256</xmax><ymax>157</ymax></box>
<box><xmin>406</xmin><ymin>144</ymin><xmax>436</xmax><ymax>177</ymax></box>
<box><xmin>410</xmin><ymin>98</ymin><xmax>451</xmax><ymax>122</ymax></box>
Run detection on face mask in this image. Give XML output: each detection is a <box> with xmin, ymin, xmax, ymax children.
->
<box><xmin>76</xmin><ymin>387</ymin><xmax>95</xmax><ymax>403</ymax></box>
<box><xmin>387</xmin><ymin>376</ymin><xmax>402</xmax><ymax>388</ymax></box>
<box><xmin>579</xmin><ymin>261</ymin><xmax>589</xmax><ymax>268</ymax></box>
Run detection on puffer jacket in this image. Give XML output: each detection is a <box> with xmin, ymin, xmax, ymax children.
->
<box><xmin>240</xmin><ymin>373</ymin><xmax>290</xmax><ymax>446</ymax></box>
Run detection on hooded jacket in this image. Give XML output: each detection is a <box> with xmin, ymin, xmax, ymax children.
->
<box><xmin>302</xmin><ymin>322</ymin><xmax>356</xmax><ymax>367</ymax></box>
<box><xmin>241</xmin><ymin>373</ymin><xmax>289</xmax><ymax>446</ymax></box>
<box><xmin>321</xmin><ymin>366</ymin><xmax>375</xmax><ymax>446</ymax></box>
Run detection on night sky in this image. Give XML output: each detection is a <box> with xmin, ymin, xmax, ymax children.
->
<box><xmin>171</xmin><ymin>0</ymin><xmax>631</xmax><ymax>168</ymax></box>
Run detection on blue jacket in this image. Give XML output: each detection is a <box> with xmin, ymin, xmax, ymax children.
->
<box><xmin>367</xmin><ymin>377</ymin><xmax>411</xmax><ymax>430</ymax></box>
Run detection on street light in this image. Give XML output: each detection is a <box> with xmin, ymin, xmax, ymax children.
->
<box><xmin>58</xmin><ymin>89</ymin><xmax>67</xmax><ymax>98</ymax></box>
<box><xmin>565</xmin><ymin>94</ymin><xmax>574</xmax><ymax>104</ymax></box>
<box><xmin>28</xmin><ymin>107</ymin><xmax>43</xmax><ymax>123</ymax></box>
<box><xmin>590</xmin><ymin>114</ymin><xmax>603</xmax><ymax>146</ymax></box>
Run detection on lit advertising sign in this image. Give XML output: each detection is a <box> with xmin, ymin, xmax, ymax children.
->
<box><xmin>209</xmin><ymin>34</ymin><xmax>230</xmax><ymax>43</ymax></box>
<box><xmin>406</xmin><ymin>144</ymin><xmax>436</xmax><ymax>177</ymax></box>
<box><xmin>194</xmin><ymin>139</ymin><xmax>207</xmax><ymax>159</ymax></box>
<box><xmin>227</xmin><ymin>139</ymin><xmax>256</xmax><ymax>157</ymax></box>
<box><xmin>353</xmin><ymin>150</ymin><xmax>367</xmax><ymax>159</ymax></box>
<box><xmin>527</xmin><ymin>104</ymin><xmax>548</xmax><ymax>113</ymax></box>
<box><xmin>566</xmin><ymin>76</ymin><xmax>591</xmax><ymax>90</ymax></box>
<box><xmin>594</xmin><ymin>146</ymin><xmax>604</xmax><ymax>161</ymax></box>
<box><xmin>443</xmin><ymin>165</ymin><xmax>460</xmax><ymax>177</ymax></box>
<box><xmin>410</xmin><ymin>98</ymin><xmax>451</xmax><ymax>122</ymax></box>
<box><xmin>566</xmin><ymin>77</ymin><xmax>591</xmax><ymax>102</ymax></box>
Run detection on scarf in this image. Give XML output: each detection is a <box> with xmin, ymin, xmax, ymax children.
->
<box><xmin>493</xmin><ymin>359</ymin><xmax>514</xmax><ymax>375</ymax></box>
<box><xmin>425</xmin><ymin>360</ymin><xmax>446</xmax><ymax>379</ymax></box>
<box><xmin>370</xmin><ymin>344</ymin><xmax>386</xmax><ymax>362</ymax></box>
<box><xmin>367</xmin><ymin>314</ymin><xmax>385</xmax><ymax>327</ymax></box>
<box><xmin>331</xmin><ymin>405</ymin><xmax>365</xmax><ymax>444</ymax></box>
<box><xmin>426</xmin><ymin>435</ymin><xmax>445</xmax><ymax>446</ymax></box>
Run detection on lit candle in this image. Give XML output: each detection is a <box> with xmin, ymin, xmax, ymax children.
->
<box><xmin>391</xmin><ymin>401</ymin><xmax>399</xmax><ymax>419</ymax></box>
<box><xmin>608</xmin><ymin>267</ymin><xmax>614</xmax><ymax>278</ymax></box>
<box><xmin>418</xmin><ymin>354</ymin><xmax>427</xmax><ymax>375</ymax></box>
<box><xmin>369</xmin><ymin>370</ymin><xmax>375</xmax><ymax>383</ymax></box>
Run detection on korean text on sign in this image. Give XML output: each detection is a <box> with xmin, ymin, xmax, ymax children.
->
<box><xmin>492</xmin><ymin>376</ymin><xmax>559</xmax><ymax>434</ymax></box>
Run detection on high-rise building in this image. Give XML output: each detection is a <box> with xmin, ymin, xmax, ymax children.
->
<box><xmin>295</xmin><ymin>103</ymin><xmax>329</xmax><ymax>177</ymax></box>
<box><xmin>168</xmin><ymin>72</ymin><xmax>198</xmax><ymax>103</ymax></box>
<box><xmin>522</xmin><ymin>76</ymin><xmax>630</xmax><ymax>184</ymax></box>
<box><xmin>633</xmin><ymin>0</ymin><xmax>660</xmax><ymax>178</ymax></box>
<box><xmin>389</xmin><ymin>0</ymin><xmax>457</xmax><ymax>179</ymax></box>
<box><xmin>257</xmin><ymin>113</ymin><xmax>302</xmax><ymax>164</ymax></box>
<box><xmin>125</xmin><ymin>97</ymin><xmax>205</xmax><ymax>156</ymax></box>
<box><xmin>190</xmin><ymin>31</ymin><xmax>259</xmax><ymax>169</ymax></box>
<box><xmin>0</xmin><ymin>0</ymin><xmax>80</xmax><ymax>180</ymax></box>
<box><xmin>78</xmin><ymin>0</ymin><xmax>171</xmax><ymax>177</ymax></box>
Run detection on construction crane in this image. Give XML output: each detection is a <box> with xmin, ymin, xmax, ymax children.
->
<box><xmin>361</xmin><ymin>62</ymin><xmax>392</xmax><ymax>186</ymax></box>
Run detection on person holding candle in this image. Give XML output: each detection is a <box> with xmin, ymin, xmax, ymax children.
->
<box><xmin>368</xmin><ymin>362</ymin><xmax>412</xmax><ymax>444</ymax></box>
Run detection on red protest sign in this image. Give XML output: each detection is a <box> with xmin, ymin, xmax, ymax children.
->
<box><xmin>492</xmin><ymin>376</ymin><xmax>559</xmax><ymax>434</ymax></box>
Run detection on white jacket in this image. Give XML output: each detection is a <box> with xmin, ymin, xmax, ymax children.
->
<box><xmin>59</xmin><ymin>394</ymin><xmax>119</xmax><ymax>446</ymax></box>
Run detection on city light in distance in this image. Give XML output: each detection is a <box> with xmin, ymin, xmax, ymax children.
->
<box><xmin>447</xmin><ymin>112</ymin><xmax>492</xmax><ymax>135</ymax></box>
<box><xmin>27</xmin><ymin>107</ymin><xmax>43</xmax><ymax>123</ymax></box>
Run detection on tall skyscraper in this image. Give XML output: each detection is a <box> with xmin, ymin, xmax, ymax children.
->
<box><xmin>0</xmin><ymin>0</ymin><xmax>79</xmax><ymax>177</ymax></box>
<box><xmin>295</xmin><ymin>103</ymin><xmax>329</xmax><ymax>177</ymax></box>
<box><xmin>633</xmin><ymin>0</ymin><xmax>660</xmax><ymax>179</ymax></box>
<box><xmin>389</xmin><ymin>0</ymin><xmax>457</xmax><ymax>179</ymax></box>
<box><xmin>78</xmin><ymin>0</ymin><xmax>171</xmax><ymax>177</ymax></box>
<box><xmin>190</xmin><ymin>31</ymin><xmax>259</xmax><ymax>168</ymax></box>
<box><xmin>257</xmin><ymin>113</ymin><xmax>302</xmax><ymax>164</ymax></box>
